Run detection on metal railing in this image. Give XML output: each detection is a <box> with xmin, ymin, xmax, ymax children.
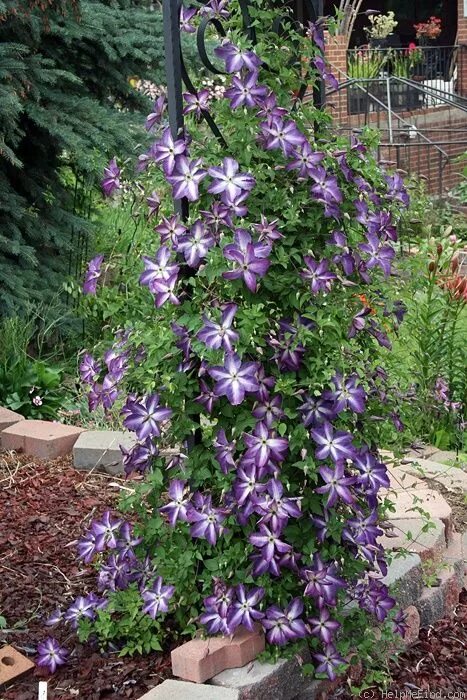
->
<box><xmin>346</xmin><ymin>45</ymin><xmax>463</xmax><ymax>114</ymax></box>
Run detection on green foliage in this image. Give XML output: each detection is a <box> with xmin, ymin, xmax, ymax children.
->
<box><xmin>0</xmin><ymin>0</ymin><xmax>198</xmax><ymax>316</ymax></box>
<box><xmin>388</xmin><ymin>230</ymin><xmax>466</xmax><ymax>450</ymax></box>
<box><xmin>0</xmin><ymin>312</ymin><xmax>71</xmax><ymax>418</ymax></box>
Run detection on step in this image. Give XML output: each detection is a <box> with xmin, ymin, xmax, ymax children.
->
<box><xmin>0</xmin><ymin>407</ymin><xmax>24</xmax><ymax>446</ymax></box>
<box><xmin>382</xmin><ymin>552</ymin><xmax>423</xmax><ymax>608</ymax></box>
<box><xmin>139</xmin><ymin>679</ymin><xmax>239</xmax><ymax>699</ymax></box>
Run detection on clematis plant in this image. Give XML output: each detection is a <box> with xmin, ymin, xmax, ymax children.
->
<box><xmin>68</xmin><ymin>0</ymin><xmax>413</xmax><ymax>681</ymax></box>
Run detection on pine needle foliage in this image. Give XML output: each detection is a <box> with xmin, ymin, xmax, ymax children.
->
<box><xmin>0</xmin><ymin>0</ymin><xmax>168</xmax><ymax>315</ymax></box>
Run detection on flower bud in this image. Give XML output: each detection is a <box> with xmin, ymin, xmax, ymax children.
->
<box><xmin>428</xmin><ymin>261</ymin><xmax>436</xmax><ymax>272</ymax></box>
<box><xmin>451</xmin><ymin>256</ymin><xmax>459</xmax><ymax>273</ymax></box>
<box><xmin>436</xmin><ymin>243</ymin><xmax>443</xmax><ymax>256</ymax></box>
<box><xmin>449</xmin><ymin>234</ymin><xmax>457</xmax><ymax>244</ymax></box>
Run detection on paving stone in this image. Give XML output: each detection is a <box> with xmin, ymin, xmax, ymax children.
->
<box><xmin>382</xmin><ymin>552</ymin><xmax>423</xmax><ymax>608</ymax></box>
<box><xmin>73</xmin><ymin>430</ymin><xmax>135</xmax><ymax>474</ymax></box>
<box><xmin>401</xmin><ymin>458</ymin><xmax>467</xmax><ymax>494</ymax></box>
<box><xmin>1</xmin><ymin>420</ymin><xmax>84</xmax><ymax>460</ymax></box>
<box><xmin>138</xmin><ymin>679</ymin><xmax>239</xmax><ymax>699</ymax></box>
<box><xmin>211</xmin><ymin>648</ymin><xmax>311</xmax><ymax>700</ymax></box>
<box><xmin>172</xmin><ymin>625</ymin><xmax>264</xmax><ymax>684</ymax></box>
<box><xmin>381</xmin><ymin>487</ymin><xmax>452</xmax><ymax>542</ymax></box>
<box><xmin>0</xmin><ymin>645</ymin><xmax>34</xmax><ymax>684</ymax></box>
<box><xmin>380</xmin><ymin>517</ymin><xmax>446</xmax><ymax>562</ymax></box>
<box><xmin>0</xmin><ymin>407</ymin><xmax>24</xmax><ymax>446</ymax></box>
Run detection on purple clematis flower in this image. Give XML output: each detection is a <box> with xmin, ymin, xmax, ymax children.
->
<box><xmin>83</xmin><ymin>254</ymin><xmax>104</xmax><ymax>295</ymax></box>
<box><xmin>313</xmin><ymin>645</ymin><xmax>346</xmax><ymax>681</ymax></box>
<box><xmin>359</xmin><ymin>233</ymin><xmax>395</xmax><ymax>276</ymax></box>
<box><xmin>200</xmin><ymin>582</ymin><xmax>234</xmax><ymax>635</ymax></box>
<box><xmin>183</xmin><ymin>89</ymin><xmax>210</xmax><ymax>118</ymax></box>
<box><xmin>249</xmin><ymin>524</ymin><xmax>292</xmax><ymax>563</ymax></box>
<box><xmin>150</xmin><ymin>274</ymin><xmax>180</xmax><ymax>308</ymax></box>
<box><xmin>101</xmin><ymin>158</ymin><xmax>121</xmax><ymax>197</ymax></box>
<box><xmin>90</xmin><ymin>510</ymin><xmax>123</xmax><ymax>551</ymax></box>
<box><xmin>166</xmin><ymin>156</ymin><xmax>207</xmax><ymax>201</ymax></box>
<box><xmin>306</xmin><ymin>19</ymin><xmax>326</xmax><ymax>52</ymax></box>
<box><xmin>225</xmin><ymin>72</ymin><xmax>268</xmax><ymax>109</ymax></box>
<box><xmin>197</xmin><ymin>303</ymin><xmax>239</xmax><ymax>351</ymax></box>
<box><xmin>145</xmin><ymin>95</ymin><xmax>166</xmax><ymax>131</ymax></box>
<box><xmin>314</xmin><ymin>55</ymin><xmax>339</xmax><ymax>90</ymax></box>
<box><xmin>195</xmin><ymin>379</ymin><xmax>218</xmax><ymax>414</ymax></box>
<box><xmin>214</xmin><ymin>41</ymin><xmax>262</xmax><ymax>73</ymax></box>
<box><xmin>223</xmin><ymin>229</ymin><xmax>271</xmax><ymax>293</ymax></box>
<box><xmin>301</xmin><ymin>256</ymin><xmax>336</xmax><ymax>294</ymax></box>
<box><xmin>261</xmin><ymin>117</ymin><xmax>305</xmax><ymax>157</ymax></box>
<box><xmin>201</xmin><ymin>0</ymin><xmax>230</xmax><ymax>19</ymax></box>
<box><xmin>146</xmin><ymin>191</ymin><xmax>161</xmax><ymax>217</ymax></box>
<box><xmin>160</xmin><ymin>480</ymin><xmax>190</xmax><ymax>527</ymax></box>
<box><xmin>252</xmin><ymin>394</ymin><xmax>284</xmax><ymax>427</ymax></box>
<box><xmin>97</xmin><ymin>551</ymin><xmax>133</xmax><ymax>591</ymax></box>
<box><xmin>262</xmin><ymin>598</ymin><xmax>308</xmax><ymax>645</ymax></box>
<box><xmin>393</xmin><ymin>609</ymin><xmax>408</xmax><ymax>637</ymax></box>
<box><xmin>268</xmin><ymin>318</ymin><xmax>306</xmax><ymax>372</ymax></box>
<box><xmin>308</xmin><ymin>607</ymin><xmax>341</xmax><ymax>644</ymax></box>
<box><xmin>208</xmin><ymin>157</ymin><xmax>255</xmax><ymax>203</ymax></box>
<box><xmin>79</xmin><ymin>353</ymin><xmax>100</xmax><ymax>385</ymax></box>
<box><xmin>140</xmin><ymin>246</ymin><xmax>179</xmax><ymax>289</ymax></box>
<box><xmin>253</xmin><ymin>215</ymin><xmax>283</xmax><ymax>244</ymax></box>
<box><xmin>348</xmin><ymin>306</ymin><xmax>371</xmax><ymax>338</ymax></box>
<box><xmin>153</xmin><ymin>126</ymin><xmax>187</xmax><ymax>175</ymax></box>
<box><xmin>122</xmin><ymin>394</ymin><xmax>172</xmax><ymax>441</ymax></box>
<box><xmin>141</xmin><ymin>576</ymin><xmax>175</xmax><ymax>618</ymax></box>
<box><xmin>310</xmin><ymin>422</ymin><xmax>355</xmax><ymax>462</ymax></box>
<box><xmin>36</xmin><ymin>637</ymin><xmax>68</xmax><ymax>674</ymax></box>
<box><xmin>309</xmin><ymin>166</ymin><xmax>343</xmax><ymax>217</ymax></box>
<box><xmin>233</xmin><ymin>461</ymin><xmax>267</xmax><ymax>511</ymax></box>
<box><xmin>155</xmin><ymin>215</ymin><xmax>187</xmax><ymax>248</ymax></box>
<box><xmin>255</xmin><ymin>91</ymin><xmax>288</xmax><ymax>121</ymax></box>
<box><xmin>177</xmin><ymin>220</ymin><xmax>215</xmax><ymax>267</ymax></box>
<box><xmin>214</xmin><ymin>429</ymin><xmax>236</xmax><ymax>474</ymax></box>
<box><xmin>180</xmin><ymin>5</ymin><xmax>197</xmax><ymax>32</ymax></box>
<box><xmin>302</xmin><ymin>554</ymin><xmax>346</xmax><ymax>606</ymax></box>
<box><xmin>324</xmin><ymin>373</ymin><xmax>366</xmax><ymax>414</ymax></box>
<box><xmin>120</xmin><ymin>439</ymin><xmax>158</xmax><ymax>476</ymax></box>
<box><xmin>287</xmin><ymin>141</ymin><xmax>325</xmax><ymax>179</ymax></box>
<box><xmin>228</xmin><ymin>584</ymin><xmax>264</xmax><ymax>632</ymax></box>
<box><xmin>255</xmin><ymin>478</ymin><xmax>302</xmax><ymax>531</ymax></box>
<box><xmin>208</xmin><ymin>353</ymin><xmax>259</xmax><ymax>405</ymax></box>
<box><xmin>315</xmin><ymin>462</ymin><xmax>356</xmax><ymax>508</ymax></box>
<box><xmin>298</xmin><ymin>395</ymin><xmax>335</xmax><ymax>428</ymax></box>
<box><xmin>188</xmin><ymin>494</ymin><xmax>227</xmax><ymax>546</ymax></box>
<box><xmin>244</xmin><ymin>422</ymin><xmax>288</xmax><ymax>468</ymax></box>
<box><xmin>353</xmin><ymin>450</ymin><xmax>390</xmax><ymax>493</ymax></box>
<box><xmin>64</xmin><ymin>595</ymin><xmax>99</xmax><ymax>629</ymax></box>
<box><xmin>201</xmin><ymin>200</ymin><xmax>233</xmax><ymax>231</ymax></box>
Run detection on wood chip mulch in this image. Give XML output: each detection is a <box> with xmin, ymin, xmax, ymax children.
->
<box><xmin>0</xmin><ymin>451</ymin><xmax>171</xmax><ymax>700</ymax></box>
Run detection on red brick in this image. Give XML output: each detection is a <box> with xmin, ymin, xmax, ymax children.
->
<box><xmin>0</xmin><ymin>645</ymin><xmax>34</xmax><ymax>684</ymax></box>
<box><xmin>1</xmin><ymin>420</ymin><xmax>84</xmax><ymax>460</ymax></box>
<box><xmin>171</xmin><ymin>625</ymin><xmax>265</xmax><ymax>684</ymax></box>
<box><xmin>0</xmin><ymin>407</ymin><xmax>24</xmax><ymax>446</ymax></box>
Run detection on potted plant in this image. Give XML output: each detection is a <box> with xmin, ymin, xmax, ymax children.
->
<box><xmin>347</xmin><ymin>46</ymin><xmax>388</xmax><ymax>113</ymax></box>
<box><xmin>365</xmin><ymin>11</ymin><xmax>398</xmax><ymax>49</ymax></box>
<box><xmin>389</xmin><ymin>45</ymin><xmax>424</xmax><ymax>111</ymax></box>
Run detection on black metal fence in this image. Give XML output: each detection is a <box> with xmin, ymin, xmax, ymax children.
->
<box><xmin>346</xmin><ymin>45</ymin><xmax>464</xmax><ymax>115</ymax></box>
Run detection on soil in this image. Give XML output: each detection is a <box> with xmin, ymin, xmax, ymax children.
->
<box><xmin>0</xmin><ymin>451</ymin><xmax>171</xmax><ymax>700</ymax></box>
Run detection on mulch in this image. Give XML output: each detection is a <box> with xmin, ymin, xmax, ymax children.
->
<box><xmin>1</xmin><ymin>451</ymin><xmax>466</xmax><ymax>699</ymax></box>
<box><xmin>0</xmin><ymin>451</ymin><xmax>171</xmax><ymax>700</ymax></box>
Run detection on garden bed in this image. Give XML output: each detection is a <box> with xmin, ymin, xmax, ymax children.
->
<box><xmin>0</xmin><ymin>451</ymin><xmax>171</xmax><ymax>699</ymax></box>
